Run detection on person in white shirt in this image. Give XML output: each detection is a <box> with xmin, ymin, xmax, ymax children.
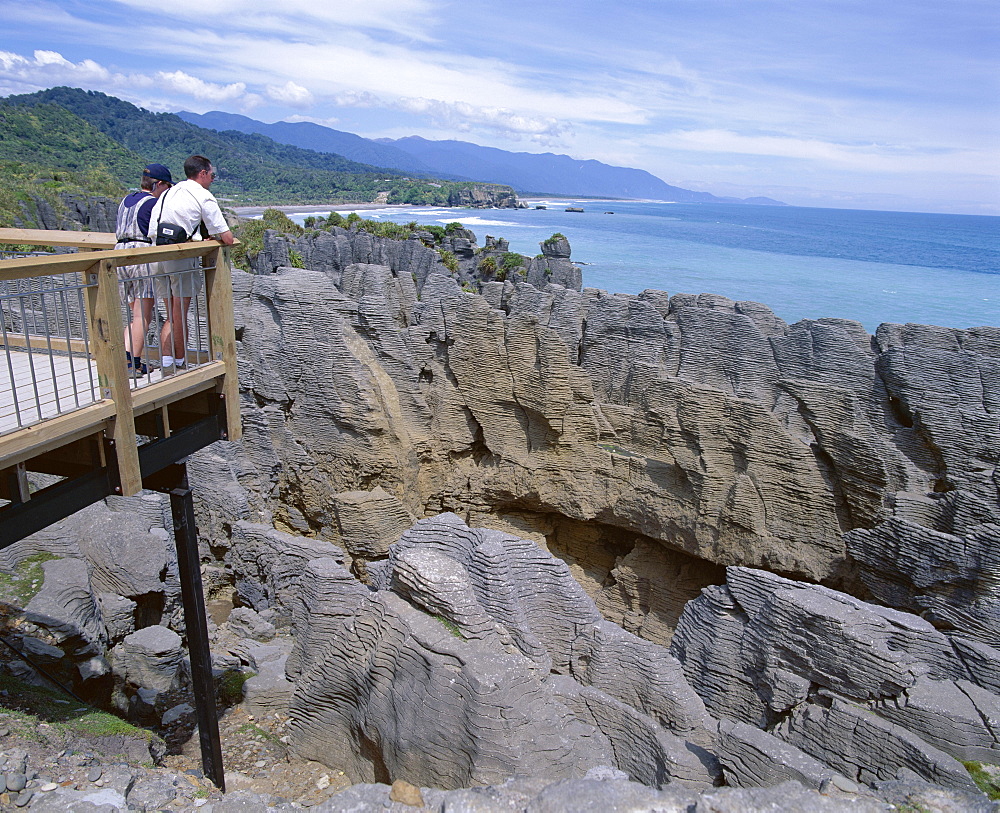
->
<box><xmin>148</xmin><ymin>154</ymin><xmax>234</xmax><ymax>373</ymax></box>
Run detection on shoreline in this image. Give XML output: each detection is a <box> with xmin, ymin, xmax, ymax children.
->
<box><xmin>229</xmin><ymin>197</ymin><xmax>625</xmax><ymax>218</ymax></box>
<box><xmin>230</xmin><ymin>203</ymin><xmax>417</xmax><ymax>217</ymax></box>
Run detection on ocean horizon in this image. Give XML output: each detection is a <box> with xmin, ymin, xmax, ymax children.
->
<box><xmin>283</xmin><ymin>200</ymin><xmax>999</xmax><ymax>334</ymax></box>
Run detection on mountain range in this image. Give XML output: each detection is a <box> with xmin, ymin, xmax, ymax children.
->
<box><xmin>178</xmin><ymin>110</ymin><xmax>783</xmax><ymax>205</ymax></box>
<box><xmin>0</xmin><ymin>87</ymin><xmax>516</xmax><ymax>211</ymax></box>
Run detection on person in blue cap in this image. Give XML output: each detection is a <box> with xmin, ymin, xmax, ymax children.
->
<box><xmin>115</xmin><ymin>163</ymin><xmax>173</xmax><ymax>376</ymax></box>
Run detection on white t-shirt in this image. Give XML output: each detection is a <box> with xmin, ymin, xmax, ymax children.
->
<box><xmin>149</xmin><ymin>178</ymin><xmax>229</xmax><ymax>241</ymax></box>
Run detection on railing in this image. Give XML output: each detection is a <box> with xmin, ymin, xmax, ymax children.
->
<box><xmin>0</xmin><ymin>228</ymin><xmax>241</xmax><ymax>496</ymax></box>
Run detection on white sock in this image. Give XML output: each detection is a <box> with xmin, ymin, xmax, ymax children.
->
<box><xmin>175</xmin><ymin>357</ymin><xmax>186</xmax><ymax>367</ymax></box>
<box><xmin>161</xmin><ymin>355</ymin><xmax>174</xmax><ymax>367</ymax></box>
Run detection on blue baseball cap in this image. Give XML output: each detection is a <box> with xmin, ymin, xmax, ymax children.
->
<box><xmin>143</xmin><ymin>163</ymin><xmax>173</xmax><ymax>184</ymax></box>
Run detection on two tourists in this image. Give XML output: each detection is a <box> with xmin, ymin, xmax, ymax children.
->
<box><xmin>115</xmin><ymin>154</ymin><xmax>234</xmax><ymax>376</ymax></box>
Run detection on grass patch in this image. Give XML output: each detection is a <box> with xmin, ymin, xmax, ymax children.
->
<box><xmin>434</xmin><ymin>615</ymin><xmax>464</xmax><ymax>640</ymax></box>
<box><xmin>232</xmin><ymin>208</ymin><xmax>304</xmax><ymax>271</ymax></box>
<box><xmin>0</xmin><ymin>673</ymin><xmax>154</xmax><ymax>743</ymax></box>
<box><xmin>478</xmin><ymin>255</ymin><xmax>497</xmax><ymax>277</ymax></box>
<box><xmin>437</xmin><ymin>249</ymin><xmax>459</xmax><ymax>274</ymax></box>
<box><xmin>0</xmin><ymin>551</ymin><xmax>60</xmax><ymax>606</ymax></box>
<box><xmin>964</xmin><ymin>761</ymin><xmax>1000</xmax><ymax>800</ymax></box>
<box><xmin>217</xmin><ymin>668</ymin><xmax>255</xmax><ymax>706</ymax></box>
<box><xmin>236</xmin><ymin>722</ymin><xmax>280</xmax><ymax>743</ymax></box>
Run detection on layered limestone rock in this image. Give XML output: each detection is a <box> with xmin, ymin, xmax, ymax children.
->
<box><xmin>447</xmin><ymin>184</ymin><xmax>522</xmax><ymax>209</ymax></box>
<box><xmin>4</xmin><ymin>222</ymin><xmax>994</xmax><ymax>804</ymax></box>
<box><xmin>219</xmin><ymin>226</ymin><xmax>999</xmax><ymax>649</ymax></box>
<box><xmin>286</xmin><ymin>514</ymin><xmax>718</xmax><ymax>790</ymax></box>
<box><xmin>278</xmin><ymin>515</ymin><xmax>992</xmax><ymax>800</ymax></box>
<box><xmin>0</xmin><ymin>496</ymin><xmax>183</xmax><ymax>696</ymax></box>
<box><xmin>670</xmin><ymin>566</ymin><xmax>999</xmax><ymax>795</ymax></box>
<box><xmin>14</xmin><ymin>192</ymin><xmax>117</xmax><ymax>231</ymax></box>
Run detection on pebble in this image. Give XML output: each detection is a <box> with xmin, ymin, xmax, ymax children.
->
<box><xmin>87</xmin><ymin>766</ymin><xmax>103</xmax><ymax>782</ymax></box>
<box><xmin>40</xmin><ymin>782</ymin><xmax>57</xmax><ymax>792</ymax></box>
<box><xmin>6</xmin><ymin>773</ymin><xmax>26</xmax><ymax>792</ymax></box>
<box><xmin>14</xmin><ymin>789</ymin><xmax>33</xmax><ymax>807</ymax></box>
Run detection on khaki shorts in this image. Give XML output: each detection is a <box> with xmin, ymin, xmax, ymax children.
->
<box><xmin>115</xmin><ymin>241</ymin><xmax>156</xmax><ymax>301</ymax></box>
<box><xmin>153</xmin><ymin>258</ymin><xmax>205</xmax><ymax>299</ymax></box>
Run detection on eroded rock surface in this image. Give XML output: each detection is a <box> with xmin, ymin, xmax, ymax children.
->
<box><xmin>671</xmin><ymin>566</ymin><xmax>1000</xmax><ymax>795</ymax></box>
<box><xmin>281</xmin><ymin>515</ymin><xmax>995</xmax><ymax>803</ymax></box>
<box><xmin>286</xmin><ymin>513</ymin><xmax>718</xmax><ymax>790</ymax></box>
<box><xmin>220</xmin><ymin>226</ymin><xmax>999</xmax><ymax>650</ymax></box>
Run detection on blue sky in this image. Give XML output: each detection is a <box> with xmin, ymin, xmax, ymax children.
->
<box><xmin>1</xmin><ymin>0</ymin><xmax>997</xmax><ymax>215</ymax></box>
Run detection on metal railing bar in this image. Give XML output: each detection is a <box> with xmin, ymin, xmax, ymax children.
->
<box><xmin>0</xmin><ymin>280</ymin><xmax>92</xmax><ymax>304</ymax></box>
<box><xmin>193</xmin><ymin>270</ymin><xmax>206</xmax><ymax>369</ymax></box>
<box><xmin>0</xmin><ymin>308</ymin><xmax>23</xmax><ymax>428</ymax></box>
<box><xmin>16</xmin><ymin>293</ymin><xmax>44</xmax><ymax>423</ymax></box>
<box><xmin>77</xmin><ymin>284</ymin><xmax>98</xmax><ymax>401</ymax></box>
<box><xmin>58</xmin><ymin>287</ymin><xmax>81</xmax><ymax>409</ymax></box>
<box><xmin>38</xmin><ymin>290</ymin><xmax>64</xmax><ymax>415</ymax></box>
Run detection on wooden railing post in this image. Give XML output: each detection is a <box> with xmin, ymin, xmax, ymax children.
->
<box><xmin>203</xmin><ymin>246</ymin><xmax>241</xmax><ymax>441</ymax></box>
<box><xmin>85</xmin><ymin>258</ymin><xmax>141</xmax><ymax>495</ymax></box>
<box><xmin>78</xmin><ymin>246</ymin><xmax>97</xmax><ymax>348</ymax></box>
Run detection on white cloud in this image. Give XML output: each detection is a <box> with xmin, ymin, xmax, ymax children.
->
<box><xmin>0</xmin><ymin>49</ymin><xmax>114</xmax><ymax>85</ymax></box>
<box><xmin>394</xmin><ymin>97</ymin><xmax>568</xmax><ymax>141</ymax></box>
<box><xmin>107</xmin><ymin>0</ymin><xmax>439</xmax><ymax>41</ymax></box>
<box><xmin>653</xmin><ymin>129</ymin><xmax>999</xmax><ymax>177</ymax></box>
<box><xmin>0</xmin><ymin>49</ymin><xmax>256</xmax><ymax>109</ymax></box>
<box><xmin>154</xmin><ymin>70</ymin><xmax>245</xmax><ymax>102</ymax></box>
<box><xmin>330</xmin><ymin>90</ymin><xmax>382</xmax><ymax>109</ymax></box>
<box><xmin>203</xmin><ymin>36</ymin><xmax>647</xmax><ymax>127</ymax></box>
<box><xmin>265</xmin><ymin>80</ymin><xmax>313</xmax><ymax>108</ymax></box>
<box><xmin>285</xmin><ymin>114</ymin><xmax>341</xmax><ymax>127</ymax></box>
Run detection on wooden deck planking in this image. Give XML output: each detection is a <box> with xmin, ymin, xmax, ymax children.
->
<box><xmin>0</xmin><ymin>349</ymin><xmax>164</xmax><ymax>434</ymax></box>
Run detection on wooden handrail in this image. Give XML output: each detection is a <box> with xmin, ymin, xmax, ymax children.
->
<box><xmin>0</xmin><ymin>238</ymin><xmax>239</xmax><ymax>282</ymax></box>
<box><xmin>0</xmin><ymin>228</ymin><xmax>118</xmax><ymax>250</ymax></box>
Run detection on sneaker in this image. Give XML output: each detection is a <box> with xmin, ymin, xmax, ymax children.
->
<box><xmin>160</xmin><ymin>363</ymin><xmax>175</xmax><ymax>377</ymax></box>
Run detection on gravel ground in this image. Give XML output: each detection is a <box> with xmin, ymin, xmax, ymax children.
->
<box><xmin>0</xmin><ymin>698</ymin><xmax>353</xmax><ymax>809</ymax></box>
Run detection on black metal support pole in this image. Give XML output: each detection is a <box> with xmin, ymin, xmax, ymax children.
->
<box><xmin>169</xmin><ymin>464</ymin><xmax>226</xmax><ymax>792</ymax></box>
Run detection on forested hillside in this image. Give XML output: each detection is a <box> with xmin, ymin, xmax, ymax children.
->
<box><xmin>0</xmin><ymin>87</ymin><xmax>518</xmax><ymax>226</ymax></box>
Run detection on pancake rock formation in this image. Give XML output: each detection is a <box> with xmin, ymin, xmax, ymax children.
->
<box><xmin>227</xmin><ymin>226</ymin><xmax>999</xmax><ymax>651</ymax></box>
<box><xmin>0</xmin><ymin>224</ymin><xmax>997</xmax><ymax>809</ymax></box>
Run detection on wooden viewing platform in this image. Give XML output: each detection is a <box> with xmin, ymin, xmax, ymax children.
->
<box><xmin>0</xmin><ymin>228</ymin><xmax>241</xmax><ymax>546</ymax></box>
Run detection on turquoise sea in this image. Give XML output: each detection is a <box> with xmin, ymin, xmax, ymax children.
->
<box><xmin>289</xmin><ymin>200</ymin><xmax>999</xmax><ymax>333</ymax></box>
